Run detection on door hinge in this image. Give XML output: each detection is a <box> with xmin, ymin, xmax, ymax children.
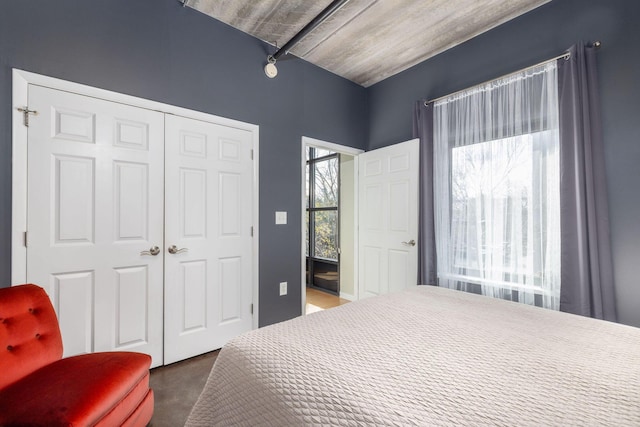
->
<box><xmin>250</xmin><ymin>226</ymin><xmax>254</xmax><ymax>237</ymax></box>
<box><xmin>250</xmin><ymin>149</ymin><xmax>254</xmax><ymax>160</ymax></box>
<box><xmin>23</xmin><ymin>231</ymin><xmax>28</xmax><ymax>247</ymax></box>
<box><xmin>17</xmin><ymin>107</ymin><xmax>38</xmax><ymax>127</ymax></box>
<box><xmin>250</xmin><ymin>303</ymin><xmax>254</xmax><ymax>315</ymax></box>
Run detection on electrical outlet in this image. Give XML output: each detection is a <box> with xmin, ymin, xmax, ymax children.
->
<box><xmin>279</xmin><ymin>281</ymin><xmax>287</xmax><ymax>296</ymax></box>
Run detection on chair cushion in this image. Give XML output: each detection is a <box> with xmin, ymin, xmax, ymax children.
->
<box><xmin>96</xmin><ymin>381</ymin><xmax>154</xmax><ymax>427</ymax></box>
<box><xmin>0</xmin><ymin>351</ymin><xmax>152</xmax><ymax>426</ymax></box>
<box><xmin>118</xmin><ymin>388</ymin><xmax>154</xmax><ymax>427</ymax></box>
<box><xmin>0</xmin><ymin>284</ymin><xmax>63</xmax><ymax>390</ymax></box>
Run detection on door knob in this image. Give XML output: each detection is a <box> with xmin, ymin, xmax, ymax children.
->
<box><xmin>140</xmin><ymin>246</ymin><xmax>160</xmax><ymax>256</ymax></box>
<box><xmin>401</xmin><ymin>239</ymin><xmax>416</xmax><ymax>247</ymax></box>
<box><xmin>168</xmin><ymin>245</ymin><xmax>188</xmax><ymax>254</ymax></box>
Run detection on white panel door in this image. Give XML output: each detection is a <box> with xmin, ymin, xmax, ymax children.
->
<box><xmin>164</xmin><ymin>115</ymin><xmax>254</xmax><ymax>364</ymax></box>
<box><xmin>358</xmin><ymin>139</ymin><xmax>419</xmax><ymax>299</ymax></box>
<box><xmin>26</xmin><ymin>85</ymin><xmax>165</xmax><ymax>366</ymax></box>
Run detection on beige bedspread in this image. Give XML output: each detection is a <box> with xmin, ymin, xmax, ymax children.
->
<box><xmin>186</xmin><ymin>286</ymin><xmax>640</xmax><ymax>426</ymax></box>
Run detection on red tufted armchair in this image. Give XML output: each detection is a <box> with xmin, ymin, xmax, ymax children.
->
<box><xmin>0</xmin><ymin>284</ymin><xmax>154</xmax><ymax>426</ymax></box>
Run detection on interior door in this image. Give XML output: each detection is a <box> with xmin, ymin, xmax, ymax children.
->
<box><xmin>164</xmin><ymin>114</ymin><xmax>254</xmax><ymax>364</ymax></box>
<box><xmin>26</xmin><ymin>85</ymin><xmax>165</xmax><ymax>366</ymax></box>
<box><xmin>358</xmin><ymin>139</ymin><xmax>419</xmax><ymax>299</ymax></box>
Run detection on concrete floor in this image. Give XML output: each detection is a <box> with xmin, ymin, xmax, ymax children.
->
<box><xmin>149</xmin><ymin>351</ymin><xmax>219</xmax><ymax>427</ymax></box>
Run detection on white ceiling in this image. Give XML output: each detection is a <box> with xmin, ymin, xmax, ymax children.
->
<box><xmin>188</xmin><ymin>0</ymin><xmax>551</xmax><ymax>87</ymax></box>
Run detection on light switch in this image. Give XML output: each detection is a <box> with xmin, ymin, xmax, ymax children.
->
<box><xmin>279</xmin><ymin>282</ymin><xmax>288</xmax><ymax>296</ymax></box>
<box><xmin>275</xmin><ymin>211</ymin><xmax>287</xmax><ymax>225</ymax></box>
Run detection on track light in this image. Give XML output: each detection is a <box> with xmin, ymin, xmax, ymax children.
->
<box><xmin>262</xmin><ymin>1</ymin><xmax>350</xmax><ymax>79</ymax></box>
<box><xmin>264</xmin><ymin>55</ymin><xmax>278</xmax><ymax>78</ymax></box>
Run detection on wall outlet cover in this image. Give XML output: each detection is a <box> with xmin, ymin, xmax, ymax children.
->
<box><xmin>275</xmin><ymin>211</ymin><xmax>287</xmax><ymax>225</ymax></box>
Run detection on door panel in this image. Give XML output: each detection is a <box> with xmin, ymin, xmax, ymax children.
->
<box><xmin>180</xmin><ymin>168</ymin><xmax>207</xmax><ymax>237</ymax></box>
<box><xmin>114</xmin><ymin>162</ymin><xmax>149</xmax><ymax>240</ymax></box>
<box><xmin>54</xmin><ymin>155</ymin><xmax>95</xmax><ymax>243</ymax></box>
<box><xmin>220</xmin><ymin>256</ymin><xmax>242</xmax><ymax>322</ymax></box>
<box><xmin>358</xmin><ymin>139</ymin><xmax>419</xmax><ymax>299</ymax></box>
<box><xmin>27</xmin><ymin>85</ymin><xmax>164</xmax><ymax>366</ymax></box>
<box><xmin>51</xmin><ymin>271</ymin><xmax>94</xmax><ymax>355</ymax></box>
<box><xmin>363</xmin><ymin>246</ymin><xmax>382</xmax><ymax>295</ymax></box>
<box><xmin>114</xmin><ymin>265</ymin><xmax>149</xmax><ymax>348</ymax></box>
<box><xmin>164</xmin><ymin>115</ymin><xmax>254</xmax><ymax>364</ymax></box>
<box><xmin>181</xmin><ymin>260</ymin><xmax>208</xmax><ymax>331</ymax></box>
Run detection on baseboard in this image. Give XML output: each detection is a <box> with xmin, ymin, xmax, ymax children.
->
<box><xmin>340</xmin><ymin>292</ymin><xmax>356</xmax><ymax>301</ymax></box>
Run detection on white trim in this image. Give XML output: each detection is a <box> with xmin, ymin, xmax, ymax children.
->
<box><xmin>12</xmin><ymin>70</ymin><xmax>256</xmax><ymax>132</ymax></box>
<box><xmin>302</xmin><ymin>136</ymin><xmax>363</xmax><ymax>157</ymax></box>
<box><xmin>251</xmin><ymin>130</ymin><xmax>260</xmax><ymax>329</ymax></box>
<box><xmin>11</xmin><ymin>70</ymin><xmax>28</xmax><ymax>285</ymax></box>
<box><xmin>301</xmin><ymin>136</ymin><xmax>363</xmax><ymax>316</ymax></box>
<box><xmin>353</xmin><ymin>155</ymin><xmax>360</xmax><ymax>301</ymax></box>
<box><xmin>301</xmin><ymin>143</ymin><xmax>307</xmax><ymax>313</ymax></box>
<box><xmin>11</xmin><ymin>68</ymin><xmax>260</xmax><ymax>330</ymax></box>
<box><xmin>339</xmin><ymin>292</ymin><xmax>357</xmax><ymax>302</ymax></box>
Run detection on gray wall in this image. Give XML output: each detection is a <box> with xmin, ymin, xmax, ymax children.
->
<box><xmin>367</xmin><ymin>0</ymin><xmax>640</xmax><ymax>327</ymax></box>
<box><xmin>2</xmin><ymin>0</ymin><xmax>638</xmax><ymax>329</ymax></box>
<box><xmin>0</xmin><ymin>0</ymin><xmax>367</xmax><ymax>326</ymax></box>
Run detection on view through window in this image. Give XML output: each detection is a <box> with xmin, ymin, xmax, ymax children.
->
<box><xmin>433</xmin><ymin>62</ymin><xmax>561</xmax><ymax>309</ymax></box>
<box><xmin>306</xmin><ymin>147</ymin><xmax>340</xmax><ymax>294</ymax></box>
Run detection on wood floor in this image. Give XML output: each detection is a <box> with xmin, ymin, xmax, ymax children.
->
<box><xmin>305</xmin><ymin>287</ymin><xmax>350</xmax><ymax>314</ymax></box>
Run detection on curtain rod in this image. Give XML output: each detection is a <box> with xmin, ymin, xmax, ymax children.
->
<box><xmin>424</xmin><ymin>42</ymin><xmax>601</xmax><ymax>106</ymax></box>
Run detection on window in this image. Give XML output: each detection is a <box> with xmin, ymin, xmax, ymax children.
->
<box><xmin>433</xmin><ymin>62</ymin><xmax>560</xmax><ymax>310</ymax></box>
<box><xmin>306</xmin><ymin>147</ymin><xmax>340</xmax><ymax>293</ymax></box>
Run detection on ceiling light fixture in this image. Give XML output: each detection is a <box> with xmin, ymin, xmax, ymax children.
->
<box><xmin>264</xmin><ymin>55</ymin><xmax>278</xmax><ymax>78</ymax></box>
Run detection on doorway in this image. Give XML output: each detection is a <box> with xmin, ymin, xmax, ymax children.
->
<box><xmin>301</xmin><ymin>137</ymin><xmax>362</xmax><ymax>315</ymax></box>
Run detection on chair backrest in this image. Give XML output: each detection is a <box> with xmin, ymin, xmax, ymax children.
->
<box><xmin>0</xmin><ymin>284</ymin><xmax>63</xmax><ymax>389</ymax></box>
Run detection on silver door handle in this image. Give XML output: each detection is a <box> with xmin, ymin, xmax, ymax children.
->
<box><xmin>402</xmin><ymin>240</ymin><xmax>416</xmax><ymax>247</ymax></box>
<box><xmin>168</xmin><ymin>245</ymin><xmax>188</xmax><ymax>255</ymax></box>
<box><xmin>140</xmin><ymin>246</ymin><xmax>160</xmax><ymax>256</ymax></box>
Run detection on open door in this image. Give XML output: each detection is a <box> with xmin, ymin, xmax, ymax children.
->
<box><xmin>358</xmin><ymin>139</ymin><xmax>419</xmax><ymax>298</ymax></box>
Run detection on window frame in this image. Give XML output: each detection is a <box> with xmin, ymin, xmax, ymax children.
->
<box><xmin>306</xmin><ymin>148</ymin><xmax>340</xmax><ymax>262</ymax></box>
<box><xmin>442</xmin><ymin>131</ymin><xmax>559</xmax><ymax>299</ymax></box>
<box><xmin>305</xmin><ymin>148</ymin><xmax>341</xmax><ymax>295</ymax></box>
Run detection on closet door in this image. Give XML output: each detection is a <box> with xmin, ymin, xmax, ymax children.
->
<box><xmin>164</xmin><ymin>115</ymin><xmax>254</xmax><ymax>364</ymax></box>
<box><xmin>26</xmin><ymin>85</ymin><xmax>165</xmax><ymax>366</ymax></box>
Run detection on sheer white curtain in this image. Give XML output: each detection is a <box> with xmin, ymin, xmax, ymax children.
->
<box><xmin>433</xmin><ymin>62</ymin><xmax>561</xmax><ymax>310</ymax></box>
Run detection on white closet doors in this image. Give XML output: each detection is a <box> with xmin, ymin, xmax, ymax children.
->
<box><xmin>24</xmin><ymin>83</ymin><xmax>256</xmax><ymax>367</ymax></box>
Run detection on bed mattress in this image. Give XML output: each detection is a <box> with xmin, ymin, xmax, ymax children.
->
<box><xmin>186</xmin><ymin>286</ymin><xmax>640</xmax><ymax>426</ymax></box>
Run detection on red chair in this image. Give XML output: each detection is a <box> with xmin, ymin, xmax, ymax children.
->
<box><xmin>0</xmin><ymin>284</ymin><xmax>154</xmax><ymax>426</ymax></box>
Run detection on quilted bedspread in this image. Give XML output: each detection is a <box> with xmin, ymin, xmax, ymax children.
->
<box><xmin>186</xmin><ymin>286</ymin><xmax>640</xmax><ymax>426</ymax></box>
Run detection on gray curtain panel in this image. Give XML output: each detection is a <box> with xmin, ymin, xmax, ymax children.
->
<box><xmin>558</xmin><ymin>42</ymin><xmax>617</xmax><ymax>321</ymax></box>
<box><xmin>412</xmin><ymin>101</ymin><xmax>437</xmax><ymax>285</ymax></box>
<box><xmin>414</xmin><ymin>42</ymin><xmax>617</xmax><ymax>320</ymax></box>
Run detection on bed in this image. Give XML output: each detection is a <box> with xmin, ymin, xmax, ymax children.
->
<box><xmin>186</xmin><ymin>286</ymin><xmax>640</xmax><ymax>426</ymax></box>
